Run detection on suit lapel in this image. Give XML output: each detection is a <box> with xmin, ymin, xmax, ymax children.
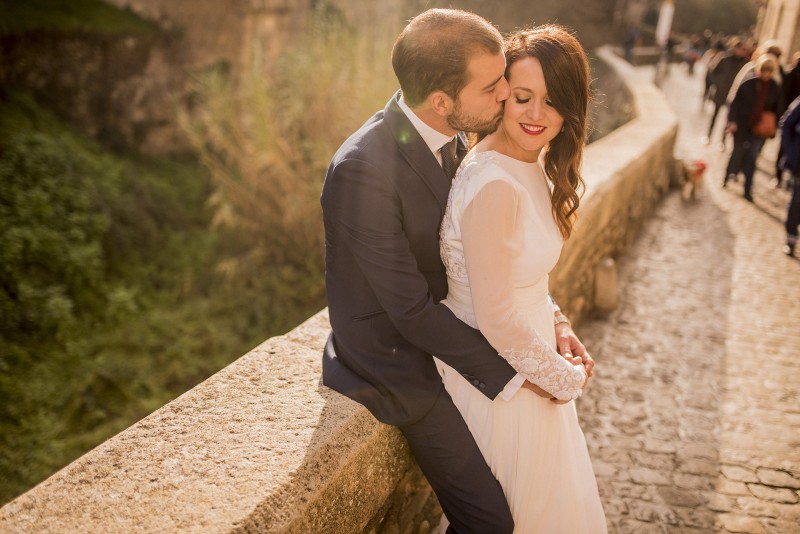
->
<box><xmin>383</xmin><ymin>93</ymin><xmax>451</xmax><ymax>210</ymax></box>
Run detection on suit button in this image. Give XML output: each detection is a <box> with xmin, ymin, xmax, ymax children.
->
<box><xmin>479</xmin><ymin>383</ymin><xmax>486</xmax><ymax>389</ymax></box>
<box><xmin>472</xmin><ymin>379</ymin><xmax>480</xmax><ymax>387</ymax></box>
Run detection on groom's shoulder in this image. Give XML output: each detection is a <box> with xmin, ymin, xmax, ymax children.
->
<box><xmin>333</xmin><ymin>109</ymin><xmax>393</xmax><ymax>162</ymax></box>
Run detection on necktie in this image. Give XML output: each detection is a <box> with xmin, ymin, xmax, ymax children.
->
<box><xmin>440</xmin><ymin>136</ymin><xmax>463</xmax><ymax>181</ymax></box>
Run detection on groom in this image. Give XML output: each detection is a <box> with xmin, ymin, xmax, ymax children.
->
<box><xmin>321</xmin><ymin>9</ymin><xmax>588</xmax><ymax>533</ymax></box>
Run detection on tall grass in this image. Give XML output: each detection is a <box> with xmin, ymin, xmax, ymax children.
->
<box><xmin>179</xmin><ymin>8</ymin><xmax>399</xmax><ymax>284</ymax></box>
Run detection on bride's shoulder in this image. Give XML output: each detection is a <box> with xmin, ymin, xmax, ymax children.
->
<box><xmin>456</xmin><ymin>150</ymin><xmax>517</xmax><ymax>190</ymax></box>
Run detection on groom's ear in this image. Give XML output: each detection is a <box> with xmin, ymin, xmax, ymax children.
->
<box><xmin>429</xmin><ymin>91</ymin><xmax>454</xmax><ymax>118</ymax></box>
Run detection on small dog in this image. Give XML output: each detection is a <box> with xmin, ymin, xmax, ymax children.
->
<box><xmin>681</xmin><ymin>160</ymin><xmax>707</xmax><ymax>200</ymax></box>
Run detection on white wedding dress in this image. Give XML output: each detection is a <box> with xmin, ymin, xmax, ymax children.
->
<box><xmin>436</xmin><ymin>148</ymin><xmax>607</xmax><ymax>533</ymax></box>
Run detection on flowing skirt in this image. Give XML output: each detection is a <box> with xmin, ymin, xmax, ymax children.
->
<box><xmin>435</xmin><ymin>297</ymin><xmax>607</xmax><ymax>533</ymax></box>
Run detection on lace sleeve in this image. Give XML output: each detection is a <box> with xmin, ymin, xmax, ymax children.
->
<box><xmin>461</xmin><ymin>180</ymin><xmax>586</xmax><ymax>401</ymax></box>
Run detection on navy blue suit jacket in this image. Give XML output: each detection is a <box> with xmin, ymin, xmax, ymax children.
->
<box><xmin>320</xmin><ymin>93</ymin><xmax>516</xmax><ymax>426</ymax></box>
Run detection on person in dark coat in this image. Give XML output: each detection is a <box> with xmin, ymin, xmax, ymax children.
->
<box><xmin>782</xmin><ymin>53</ymin><xmax>800</xmax><ymax>106</ymax></box>
<box><xmin>723</xmin><ymin>54</ymin><xmax>782</xmax><ymax>202</ymax></box>
<box><xmin>704</xmin><ymin>39</ymin><xmax>750</xmax><ymax>147</ymax></box>
<box><xmin>779</xmin><ymin>95</ymin><xmax>800</xmax><ymax>256</ymax></box>
<box><xmin>776</xmin><ymin>53</ymin><xmax>800</xmax><ymax>188</ymax></box>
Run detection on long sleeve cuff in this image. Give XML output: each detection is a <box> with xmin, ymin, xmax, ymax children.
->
<box><xmin>497</xmin><ymin>373</ymin><xmax>526</xmax><ymax>401</ymax></box>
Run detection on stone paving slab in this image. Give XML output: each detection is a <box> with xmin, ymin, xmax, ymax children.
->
<box><xmin>577</xmin><ymin>63</ymin><xmax>800</xmax><ymax>533</ymax></box>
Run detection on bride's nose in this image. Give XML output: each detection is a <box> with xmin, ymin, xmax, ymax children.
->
<box><xmin>527</xmin><ymin>100</ymin><xmax>544</xmax><ymax>121</ymax></box>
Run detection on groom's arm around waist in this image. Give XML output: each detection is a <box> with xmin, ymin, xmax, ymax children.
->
<box><xmin>322</xmin><ymin>156</ymin><xmax>517</xmax><ymax>399</ymax></box>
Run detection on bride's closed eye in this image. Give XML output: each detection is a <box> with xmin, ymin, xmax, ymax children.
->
<box><xmin>515</xmin><ymin>97</ymin><xmax>531</xmax><ymax>104</ymax></box>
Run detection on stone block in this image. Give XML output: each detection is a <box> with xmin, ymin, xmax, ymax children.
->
<box><xmin>721</xmin><ymin>465</ymin><xmax>760</xmax><ymax>483</ymax></box>
<box><xmin>703</xmin><ymin>491</ymin><xmax>735</xmax><ymax>512</ymax></box>
<box><xmin>630</xmin><ymin>467</ymin><xmax>671</xmax><ymax>486</ymax></box>
<box><xmin>746</xmin><ymin>484</ymin><xmax>799</xmax><ymax>504</ymax></box>
<box><xmin>655</xmin><ymin>486</ymin><xmax>703</xmax><ymax>508</ymax></box>
<box><xmin>756</xmin><ymin>468</ymin><xmax>800</xmax><ymax>489</ymax></box>
<box><xmin>718</xmin><ymin>513</ymin><xmax>767</xmax><ymax>534</ymax></box>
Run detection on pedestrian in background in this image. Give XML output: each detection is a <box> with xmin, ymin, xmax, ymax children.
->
<box><xmin>723</xmin><ymin>54</ymin><xmax>782</xmax><ymax>202</ymax></box>
<box><xmin>779</xmin><ymin>95</ymin><xmax>800</xmax><ymax>257</ymax></box>
<box><xmin>685</xmin><ymin>35</ymin><xmax>702</xmax><ymax>75</ymax></box>
<box><xmin>704</xmin><ymin>39</ymin><xmax>750</xmax><ymax>150</ymax></box>
<box><xmin>702</xmin><ymin>38</ymin><xmax>727</xmax><ymax>109</ymax></box>
<box><xmin>727</xmin><ymin>40</ymin><xmax>785</xmax><ymax>104</ymax></box>
<box><xmin>775</xmin><ymin>52</ymin><xmax>800</xmax><ymax>189</ymax></box>
<box><xmin>623</xmin><ymin>25</ymin><xmax>640</xmax><ymax>65</ymax></box>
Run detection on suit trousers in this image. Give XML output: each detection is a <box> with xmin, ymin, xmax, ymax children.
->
<box><xmin>399</xmin><ymin>387</ymin><xmax>514</xmax><ymax>534</ymax></box>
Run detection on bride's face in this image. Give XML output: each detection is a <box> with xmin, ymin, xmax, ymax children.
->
<box><xmin>499</xmin><ymin>57</ymin><xmax>564</xmax><ymax>163</ymax></box>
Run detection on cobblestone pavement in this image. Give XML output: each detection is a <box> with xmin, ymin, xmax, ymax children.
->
<box><xmin>577</xmin><ymin>63</ymin><xmax>800</xmax><ymax>533</ymax></box>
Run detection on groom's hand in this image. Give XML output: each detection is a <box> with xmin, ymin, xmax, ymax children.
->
<box><xmin>521</xmin><ymin>380</ymin><xmax>573</xmax><ymax>405</ymax></box>
<box><xmin>521</xmin><ymin>380</ymin><xmax>553</xmax><ymax>399</ymax></box>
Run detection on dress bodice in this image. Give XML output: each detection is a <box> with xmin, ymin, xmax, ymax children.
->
<box><xmin>439</xmin><ymin>149</ymin><xmax>586</xmax><ymax>400</ymax></box>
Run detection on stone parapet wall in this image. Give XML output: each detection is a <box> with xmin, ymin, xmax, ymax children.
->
<box><xmin>551</xmin><ymin>47</ymin><xmax>678</xmax><ymax>324</ymax></box>
<box><xmin>0</xmin><ymin>46</ymin><xmax>677</xmax><ymax>533</ymax></box>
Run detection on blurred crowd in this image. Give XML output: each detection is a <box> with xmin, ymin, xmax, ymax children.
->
<box><xmin>628</xmin><ymin>29</ymin><xmax>800</xmax><ymax>257</ymax></box>
<box><xmin>698</xmin><ymin>33</ymin><xmax>800</xmax><ymax>257</ymax></box>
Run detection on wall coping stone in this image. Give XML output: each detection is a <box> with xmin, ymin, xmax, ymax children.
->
<box><xmin>0</xmin><ymin>45</ymin><xmax>677</xmax><ymax>533</ymax></box>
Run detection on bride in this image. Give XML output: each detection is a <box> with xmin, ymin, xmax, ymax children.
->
<box><xmin>436</xmin><ymin>25</ymin><xmax>607</xmax><ymax>533</ymax></box>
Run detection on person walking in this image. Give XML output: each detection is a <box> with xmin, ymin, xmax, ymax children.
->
<box><xmin>776</xmin><ymin>53</ymin><xmax>800</xmax><ymax>189</ymax></box>
<box><xmin>704</xmin><ymin>39</ymin><xmax>750</xmax><ymax>150</ymax></box>
<box><xmin>723</xmin><ymin>54</ymin><xmax>782</xmax><ymax>202</ymax></box>
<box><xmin>779</xmin><ymin>96</ymin><xmax>800</xmax><ymax>256</ymax></box>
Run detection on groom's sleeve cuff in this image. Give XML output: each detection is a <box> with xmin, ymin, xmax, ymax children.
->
<box><xmin>498</xmin><ymin>373</ymin><xmax>525</xmax><ymax>401</ymax></box>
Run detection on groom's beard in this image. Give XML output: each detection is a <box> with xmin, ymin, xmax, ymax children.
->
<box><xmin>447</xmin><ymin>99</ymin><xmax>503</xmax><ymax>136</ymax></box>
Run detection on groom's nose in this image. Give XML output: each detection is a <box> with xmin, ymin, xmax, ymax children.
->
<box><xmin>496</xmin><ymin>77</ymin><xmax>510</xmax><ymax>102</ymax></box>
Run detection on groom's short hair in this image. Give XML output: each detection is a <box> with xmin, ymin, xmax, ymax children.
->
<box><xmin>392</xmin><ymin>9</ymin><xmax>503</xmax><ymax>107</ymax></box>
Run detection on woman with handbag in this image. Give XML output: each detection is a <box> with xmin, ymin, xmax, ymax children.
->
<box><xmin>723</xmin><ymin>53</ymin><xmax>782</xmax><ymax>202</ymax></box>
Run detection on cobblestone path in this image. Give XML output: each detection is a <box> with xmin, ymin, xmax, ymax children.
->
<box><xmin>577</xmin><ymin>63</ymin><xmax>800</xmax><ymax>533</ymax></box>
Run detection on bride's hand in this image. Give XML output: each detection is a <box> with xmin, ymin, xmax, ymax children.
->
<box><xmin>563</xmin><ymin>355</ymin><xmax>591</xmax><ymax>392</ymax></box>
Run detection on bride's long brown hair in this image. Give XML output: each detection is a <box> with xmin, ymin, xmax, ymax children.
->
<box><xmin>504</xmin><ymin>25</ymin><xmax>590</xmax><ymax>239</ymax></box>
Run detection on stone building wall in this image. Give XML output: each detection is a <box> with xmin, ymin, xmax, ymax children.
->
<box><xmin>756</xmin><ymin>0</ymin><xmax>800</xmax><ymax>61</ymax></box>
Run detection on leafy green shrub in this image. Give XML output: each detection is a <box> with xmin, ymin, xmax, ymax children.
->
<box><xmin>0</xmin><ymin>94</ymin><xmax>223</xmax><ymax>503</ymax></box>
<box><xmin>0</xmin><ymin>113</ymin><xmax>115</xmax><ymax>343</ymax></box>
